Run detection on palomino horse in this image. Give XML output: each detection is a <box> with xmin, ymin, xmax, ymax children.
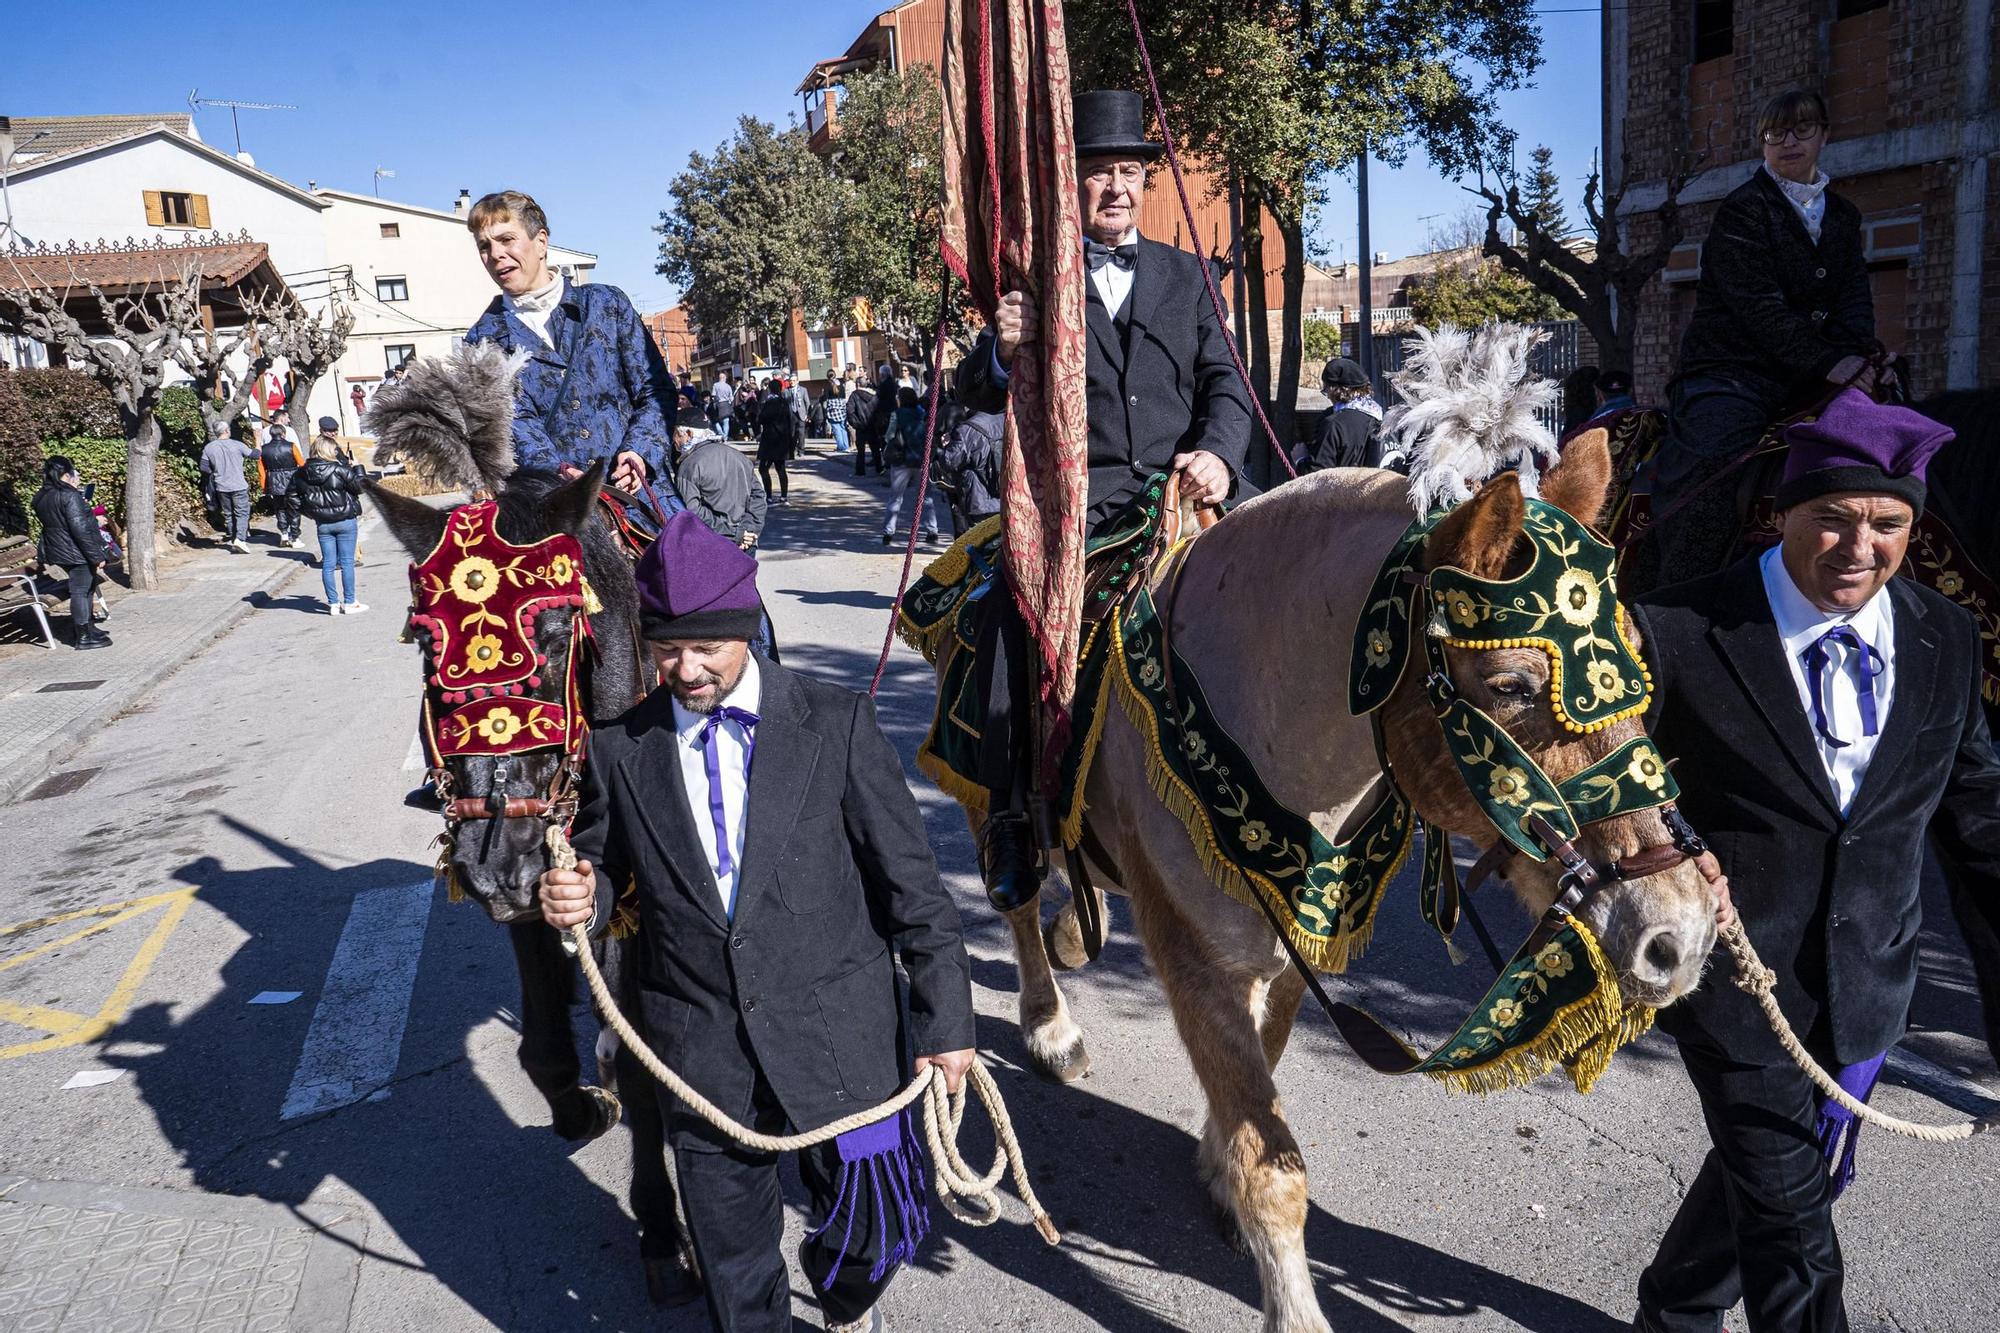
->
<box><xmin>363</xmin><ymin>345</ymin><xmax>698</xmax><ymax>1305</ymax></box>
<box><xmin>981</xmin><ymin>432</ymin><xmax>1719</xmax><ymax>1333</ymax></box>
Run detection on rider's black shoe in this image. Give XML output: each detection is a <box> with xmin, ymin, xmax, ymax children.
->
<box><xmin>980</xmin><ymin>811</ymin><xmax>1044</xmax><ymax>911</ymax></box>
<box><xmin>403</xmin><ymin>781</ymin><xmax>444</xmax><ymax>812</ymax></box>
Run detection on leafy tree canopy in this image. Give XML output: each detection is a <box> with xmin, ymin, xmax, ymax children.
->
<box><xmin>1407</xmin><ymin>256</ymin><xmax>1565</xmax><ymax>327</ymax></box>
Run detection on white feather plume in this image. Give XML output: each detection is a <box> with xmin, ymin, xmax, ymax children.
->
<box><xmin>1377</xmin><ymin>322</ymin><xmax>1559</xmax><ymax>514</ymax></box>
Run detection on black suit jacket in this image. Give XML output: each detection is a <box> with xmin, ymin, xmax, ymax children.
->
<box><xmin>959</xmin><ymin>237</ymin><xmax>1252</xmax><ymax>530</ymax></box>
<box><xmin>573</xmin><ymin>660</ymin><xmax>976</xmax><ymax>1135</ymax></box>
<box><xmin>1675</xmin><ymin>169</ymin><xmax>1876</xmax><ymax>392</ymax></box>
<box><xmin>1632</xmin><ymin>559</ymin><xmax>2000</xmax><ymax>1064</ymax></box>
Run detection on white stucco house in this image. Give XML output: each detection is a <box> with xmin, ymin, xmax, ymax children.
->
<box><xmin>1</xmin><ymin>114</ymin><xmax>346</xmax><ymax>427</ymax></box>
<box><xmin>315</xmin><ymin>187</ymin><xmax>596</xmax><ymax>423</ymax></box>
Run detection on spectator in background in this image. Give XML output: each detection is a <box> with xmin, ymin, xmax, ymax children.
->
<box><xmin>1303</xmin><ymin>357</ymin><xmax>1385</xmax><ymax>472</ymax></box>
<box><xmin>756</xmin><ymin>378</ymin><xmax>797</xmax><ymax>504</ymax></box>
<box><xmin>882</xmin><ymin>385</ymin><xmax>943</xmax><ymax>546</ymax></box>
<box><xmin>1559</xmin><ymin>366</ymin><xmax>1602</xmax><ymax>437</ymax></box>
<box><xmin>846</xmin><ymin>376</ymin><xmax>880</xmax><ymax>476</ymax></box>
<box><xmin>825</xmin><ymin>377</ymin><xmax>852</xmax><ymax>454</ymax></box>
<box><xmin>710</xmin><ymin>372</ymin><xmax>735</xmax><ymax>443</ymax></box>
<box><xmin>939</xmin><ymin>407</ymin><xmax>1004</xmax><ymax>535</ymax></box>
<box><xmin>261</xmin><ymin>423</ymin><xmax>305</xmax><ymax>548</ymax></box>
<box><xmin>287</xmin><ymin>436</ymin><xmax>368</xmax><ymax>614</ymax></box>
<box><xmin>201</xmin><ymin>422</ymin><xmax>257</xmax><ymax>553</ymax></box>
<box><xmin>671</xmin><ymin>405</ymin><xmax>767</xmax><ymax>551</ymax></box>
<box><xmin>789</xmin><ymin>376</ymin><xmax>812</xmax><ymax>458</ymax></box>
<box><xmin>1591</xmin><ymin>369</ymin><xmax>1636</xmax><ymax>419</ymax></box>
<box><xmin>864</xmin><ymin>363</ymin><xmax>899</xmax><ymax>478</ymax></box>
<box><xmin>350</xmin><ymin>383</ymin><xmax>367</xmax><ymax>420</ymax></box>
<box><xmin>32</xmin><ymin>455</ymin><xmax>111</xmax><ymax>651</ymax></box>
<box><xmin>315</xmin><ymin>416</ymin><xmax>355</xmax><ymax>466</ymax></box>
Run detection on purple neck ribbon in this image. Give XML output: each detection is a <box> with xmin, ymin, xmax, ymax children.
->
<box><xmin>697</xmin><ymin>704</ymin><xmax>758</xmax><ymax>914</ymax></box>
<box><xmin>1813</xmin><ymin>1051</ymin><xmax>1886</xmax><ymax>1201</ymax></box>
<box><xmin>1802</xmin><ymin>624</ymin><xmax>1882</xmax><ymax>749</ymax></box>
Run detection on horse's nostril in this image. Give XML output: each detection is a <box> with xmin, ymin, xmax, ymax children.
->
<box><xmin>1645</xmin><ymin>934</ymin><xmax>1682</xmax><ymax>977</ymax></box>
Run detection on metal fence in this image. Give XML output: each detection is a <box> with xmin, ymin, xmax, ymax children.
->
<box><xmin>1366</xmin><ymin>319</ymin><xmax>1582</xmax><ymax>437</ymax></box>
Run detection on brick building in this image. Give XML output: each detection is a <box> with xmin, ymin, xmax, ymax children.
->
<box><xmin>1606</xmin><ymin>0</ymin><xmax>1998</xmax><ymax>398</ymax></box>
<box><xmin>642</xmin><ymin>305</ymin><xmax>697</xmax><ymax>381</ymax></box>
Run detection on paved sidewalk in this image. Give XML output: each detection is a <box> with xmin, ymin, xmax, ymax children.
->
<box><xmin>0</xmin><ymin>1175</ymin><xmax>365</xmax><ymax>1332</ymax></box>
<box><xmin>0</xmin><ymin>523</ymin><xmax>379</xmax><ymax>806</ymax></box>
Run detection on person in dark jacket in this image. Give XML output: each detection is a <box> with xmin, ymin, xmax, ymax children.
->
<box><xmin>754</xmin><ymin>380</ymin><xmax>795</xmax><ymax>503</ymax></box>
<box><xmin>32</xmin><ymin>455</ymin><xmax>112</xmax><ymax>650</ymax></box>
<box><xmin>939</xmin><ymin>408</ymin><xmax>1004</xmax><ymax>533</ymax></box>
<box><xmin>1303</xmin><ymin>357</ymin><xmax>1384</xmax><ymax>472</ymax></box>
<box><xmin>672</xmin><ymin>406</ymin><xmax>767</xmax><ymax>549</ymax></box>
<box><xmin>1629</xmin><ymin>392</ymin><xmax>2000</xmax><ymax>1333</ymax></box>
<box><xmin>286</xmin><ymin>437</ymin><xmax>368</xmax><ymax>614</ymax></box>
<box><xmin>538</xmin><ymin>514</ymin><xmax>974</xmax><ymax>1333</ymax></box>
<box><xmin>260</xmin><ymin>425</ymin><xmax>305</xmax><ymax>547</ymax></box>
<box><xmin>881</xmin><ymin>385</ymin><xmax>944</xmax><ymax>546</ymax></box>
<box><xmin>1653</xmin><ymin>89</ymin><xmax>1880</xmax><ymax>587</ymax></box>
<box><xmin>845</xmin><ymin>380</ymin><xmax>880</xmax><ymax>476</ymax></box>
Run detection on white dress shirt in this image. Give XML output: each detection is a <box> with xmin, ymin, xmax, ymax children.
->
<box><xmin>1090</xmin><ymin>228</ymin><xmax>1139</xmax><ymax>318</ymax></box>
<box><xmin>1760</xmin><ymin>545</ymin><xmax>1896</xmax><ymax>813</ymax></box>
<box><xmin>669</xmin><ymin>655</ymin><xmax>762</xmax><ymax>913</ymax></box>
<box><xmin>503</xmin><ymin>274</ymin><xmax>565</xmax><ymax>348</ymax></box>
<box><xmin>1764</xmin><ymin>163</ymin><xmax>1831</xmax><ymax>243</ymax></box>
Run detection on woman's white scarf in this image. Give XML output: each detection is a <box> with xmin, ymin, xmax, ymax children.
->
<box><xmin>504</xmin><ymin>274</ymin><xmax>565</xmax><ymax>346</ymax></box>
<box><xmin>1766</xmin><ymin>163</ymin><xmax>1831</xmax><ymax>243</ymax></box>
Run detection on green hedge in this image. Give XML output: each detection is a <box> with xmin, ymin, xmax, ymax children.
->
<box><xmin>14</xmin><ymin>436</ymin><xmax>207</xmax><ymax>546</ymax></box>
<box><xmin>0</xmin><ymin>371</ymin><xmax>218</xmax><ymax>540</ymax></box>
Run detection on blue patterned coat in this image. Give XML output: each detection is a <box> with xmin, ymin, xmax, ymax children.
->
<box><xmin>465</xmin><ymin>280</ymin><xmax>676</xmax><ymax>480</ymax></box>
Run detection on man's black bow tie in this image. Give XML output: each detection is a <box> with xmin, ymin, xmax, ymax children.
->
<box><xmin>1085</xmin><ymin>239</ymin><xmax>1138</xmax><ymax>272</ymax></box>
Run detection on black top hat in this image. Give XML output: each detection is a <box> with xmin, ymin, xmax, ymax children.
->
<box><xmin>1072</xmin><ymin>90</ymin><xmax>1163</xmax><ymax>161</ymax></box>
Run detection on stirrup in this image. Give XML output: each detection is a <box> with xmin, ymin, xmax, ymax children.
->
<box><xmin>980</xmin><ymin>812</ymin><xmax>1044</xmax><ymax>912</ymax></box>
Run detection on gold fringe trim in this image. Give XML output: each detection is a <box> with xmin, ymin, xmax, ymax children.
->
<box><xmin>894</xmin><ymin>521</ymin><xmax>1002</xmax><ymax>665</ymax></box>
<box><xmin>1108</xmin><ymin>612</ymin><xmax>1401</xmax><ymax>975</ymax></box>
<box><xmin>1420</xmin><ymin>916</ymin><xmax>1631</xmax><ymax>1096</ymax></box>
<box><xmin>916</xmin><ymin>744</ymin><xmax>992</xmax><ymax>819</ymax></box>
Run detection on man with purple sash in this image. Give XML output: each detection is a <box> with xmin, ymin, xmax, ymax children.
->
<box><xmin>1628</xmin><ymin>388</ymin><xmax>2000</xmax><ymax>1332</ymax></box>
<box><xmin>539</xmin><ymin>512</ymin><xmax>976</xmax><ymax>1333</ymax></box>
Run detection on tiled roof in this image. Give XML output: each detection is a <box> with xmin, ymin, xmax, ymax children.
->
<box><xmin>0</xmin><ymin>233</ymin><xmax>275</xmax><ymax>296</ymax></box>
<box><xmin>3</xmin><ymin>114</ymin><xmax>195</xmax><ymax>158</ymax></box>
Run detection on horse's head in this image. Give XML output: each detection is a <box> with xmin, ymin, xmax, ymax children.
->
<box><xmin>1382</xmin><ymin>430</ymin><xmax>1716</xmax><ymax>1007</ymax></box>
<box><xmin>371</xmin><ymin>464</ymin><xmax>608</xmax><ymax>922</ymax></box>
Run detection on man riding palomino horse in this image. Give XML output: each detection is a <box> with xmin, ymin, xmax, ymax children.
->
<box><xmin>954</xmin><ymin>88</ymin><xmax>1250</xmax><ymax>912</ymax></box>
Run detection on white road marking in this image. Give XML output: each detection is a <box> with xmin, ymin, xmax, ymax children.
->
<box><xmin>249</xmin><ymin>991</ymin><xmax>302</xmax><ymax>1005</ymax></box>
<box><xmin>280</xmin><ymin>881</ymin><xmax>433</xmax><ymax>1120</ymax></box>
<box><xmin>62</xmin><ymin>1069</ymin><xmax>125</xmax><ymax>1089</ymax></box>
<box><xmin>402</xmin><ymin>732</ymin><xmax>426</xmax><ymax>773</ymax></box>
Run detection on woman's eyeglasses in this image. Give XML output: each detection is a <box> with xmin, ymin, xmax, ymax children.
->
<box><xmin>1760</xmin><ymin>121</ymin><xmax>1825</xmax><ymax>145</ymax></box>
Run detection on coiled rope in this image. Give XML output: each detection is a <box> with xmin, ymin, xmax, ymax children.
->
<box><xmin>547</xmin><ymin>825</ymin><xmax>1060</xmax><ymax>1244</ymax></box>
<box><xmin>1723</xmin><ymin>921</ymin><xmax>1998</xmax><ymax>1142</ymax></box>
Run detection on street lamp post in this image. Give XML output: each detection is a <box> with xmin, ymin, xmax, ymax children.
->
<box><xmin>1</xmin><ymin>129</ymin><xmax>53</xmax><ymax>247</ymax></box>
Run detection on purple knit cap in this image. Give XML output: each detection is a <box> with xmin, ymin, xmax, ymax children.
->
<box><xmin>1777</xmin><ymin>388</ymin><xmax>1955</xmax><ymax>516</ymax></box>
<box><xmin>635</xmin><ymin>511</ymin><xmax>762</xmax><ymax>641</ymax></box>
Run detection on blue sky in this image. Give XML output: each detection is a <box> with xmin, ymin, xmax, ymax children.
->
<box><xmin>9</xmin><ymin>1</ymin><xmax>1603</xmax><ymax>311</ymax></box>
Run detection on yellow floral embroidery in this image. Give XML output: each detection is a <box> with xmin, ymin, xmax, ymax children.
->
<box><xmin>1534</xmin><ymin>944</ymin><xmax>1573</xmax><ymax>978</ymax></box>
<box><xmin>1182</xmin><ymin>732</ymin><xmax>1208</xmax><ymax>760</ymax></box>
<box><xmin>1555</xmin><ymin>568</ymin><xmax>1600</xmax><ymax>627</ymax></box>
<box><xmin>450</xmin><ymin>555</ymin><xmax>503</xmax><ymax>605</ymax></box>
<box><xmin>1238</xmin><ymin>820</ymin><xmax>1272</xmax><ymax>852</ymax></box>
<box><xmin>466</xmin><ymin>633</ymin><xmax>504</xmax><ymax>670</ymax></box>
<box><xmin>1444</xmin><ymin>589</ymin><xmax>1481</xmax><ymax>629</ymax></box>
<box><xmin>1488</xmin><ymin>997</ymin><xmax>1524</xmax><ymax>1028</ymax></box>
<box><xmin>1138</xmin><ymin>658</ymin><xmax>1163</xmax><ymax>689</ymax></box>
<box><xmin>1938</xmin><ymin>570</ymin><xmax>1964</xmax><ymax>597</ymax></box>
<box><xmin>1626</xmin><ymin>744</ymin><xmax>1667</xmax><ymax>794</ymax></box>
<box><xmin>1366</xmin><ymin>629</ymin><xmax>1394</xmax><ymax>665</ymax></box>
<box><xmin>477</xmin><ymin>707</ymin><xmax>525</xmax><ymax>745</ymax></box>
<box><xmin>547</xmin><ymin>553</ymin><xmax>577</xmax><ymax>585</ymax></box>
<box><xmin>1587</xmin><ymin>660</ymin><xmax>1624</xmax><ymax>703</ymax></box>
<box><xmin>1488</xmin><ymin>765</ymin><xmax>1532</xmax><ymax>807</ymax></box>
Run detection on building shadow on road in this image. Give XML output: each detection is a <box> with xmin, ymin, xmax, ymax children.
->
<box><xmin>99</xmin><ymin>815</ymin><xmax>678</xmax><ymax>1329</ymax></box>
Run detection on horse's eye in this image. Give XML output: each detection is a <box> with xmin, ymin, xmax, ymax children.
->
<box><xmin>1488</xmin><ymin>674</ymin><xmax>1535</xmax><ymax>699</ymax></box>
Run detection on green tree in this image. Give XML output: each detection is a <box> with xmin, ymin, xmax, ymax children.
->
<box><xmin>824</xmin><ymin>65</ymin><xmax>970</xmax><ymax>364</ymax></box>
<box><xmin>1407</xmin><ymin>256</ymin><xmax>1565</xmax><ymax>327</ymax></box>
<box><xmin>1523</xmin><ymin>144</ymin><xmax>1569</xmax><ymax>239</ymax></box>
<box><xmin>1068</xmin><ymin>0</ymin><xmax>1542</xmax><ymax>459</ymax></box>
<box><xmin>656</xmin><ymin>117</ymin><xmax>839</xmax><ymax>350</ymax></box>
<box><xmin>1301</xmin><ymin>317</ymin><xmax>1340</xmax><ymax>363</ymax></box>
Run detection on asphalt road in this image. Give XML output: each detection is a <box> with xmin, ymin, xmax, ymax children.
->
<box><xmin>1</xmin><ymin>451</ymin><xmax>1995</xmax><ymax>1332</ymax></box>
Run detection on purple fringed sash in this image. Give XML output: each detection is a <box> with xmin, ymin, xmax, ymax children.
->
<box><xmin>1813</xmin><ymin>1051</ymin><xmax>1886</xmax><ymax>1201</ymax></box>
<box><xmin>806</xmin><ymin>1109</ymin><xmax>932</xmax><ymax>1289</ymax></box>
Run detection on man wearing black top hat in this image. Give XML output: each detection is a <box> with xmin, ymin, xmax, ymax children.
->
<box><xmin>955</xmin><ymin>88</ymin><xmax>1252</xmax><ymax>906</ymax></box>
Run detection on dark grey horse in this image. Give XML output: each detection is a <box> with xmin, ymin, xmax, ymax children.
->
<box><xmin>364</xmin><ymin>344</ymin><xmax>699</xmax><ymax>1306</ymax></box>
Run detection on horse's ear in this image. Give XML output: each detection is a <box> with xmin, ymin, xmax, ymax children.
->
<box><xmin>1424</xmin><ymin>471</ymin><xmax>1527</xmax><ymax>580</ymax></box>
<box><xmin>363</xmin><ymin>482</ymin><xmax>451</xmax><ymax>560</ymax></box>
<box><xmin>1541</xmin><ymin>428</ymin><xmax>1613</xmax><ymax>529</ymax></box>
<box><xmin>544</xmin><ymin>460</ymin><xmax>606</xmax><ymax>537</ymax></box>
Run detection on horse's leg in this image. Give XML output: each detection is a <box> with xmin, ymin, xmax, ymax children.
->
<box><xmin>1258</xmin><ymin>967</ymin><xmax>1307</xmax><ymax>1074</ymax></box>
<box><xmin>506</xmin><ymin>920</ymin><xmax>617</xmax><ymax>1142</ymax></box>
<box><xmin>1043</xmin><ymin>880</ymin><xmax>1107</xmax><ymax>973</ymax></box>
<box><xmin>1002</xmin><ymin>894</ymin><xmax>1092</xmax><ymax>1082</ymax></box>
<box><xmin>614</xmin><ymin>1045</ymin><xmax>703</xmax><ymax>1308</ymax></box>
<box><xmin>1129</xmin><ymin>881</ymin><xmax>1326</xmax><ymax>1333</ymax></box>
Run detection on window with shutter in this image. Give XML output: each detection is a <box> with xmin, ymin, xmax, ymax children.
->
<box><xmin>190</xmin><ymin>194</ymin><xmax>211</xmax><ymax>229</ymax></box>
<box><xmin>143</xmin><ymin>190</ymin><xmax>165</xmax><ymax>226</ymax></box>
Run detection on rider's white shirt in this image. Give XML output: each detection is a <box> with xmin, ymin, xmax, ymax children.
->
<box><xmin>1760</xmin><ymin>545</ymin><xmax>1896</xmax><ymax>813</ymax></box>
<box><xmin>1091</xmin><ymin>228</ymin><xmax>1139</xmax><ymax>318</ymax></box>
<box><xmin>670</xmin><ymin>655</ymin><xmax>762</xmax><ymax>913</ymax></box>
<box><xmin>1764</xmin><ymin>164</ymin><xmax>1830</xmax><ymax>243</ymax></box>
<box><xmin>504</xmin><ymin>274</ymin><xmax>565</xmax><ymax>348</ymax></box>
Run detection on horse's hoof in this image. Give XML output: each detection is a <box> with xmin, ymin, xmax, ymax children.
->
<box><xmin>595</xmin><ymin>1053</ymin><xmax>619</xmax><ymax>1100</ymax></box>
<box><xmin>555</xmin><ymin>1085</ymin><xmax>623</xmax><ymax>1142</ymax></box>
<box><xmin>644</xmin><ymin>1254</ymin><xmax>704</xmax><ymax>1308</ymax></box>
<box><xmin>1031</xmin><ymin>1039</ymin><xmax>1092</xmax><ymax>1084</ymax></box>
<box><xmin>1043</xmin><ymin>910</ymin><xmax>1088</xmax><ymax>973</ymax></box>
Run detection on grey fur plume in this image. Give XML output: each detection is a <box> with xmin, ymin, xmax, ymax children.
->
<box><xmin>364</xmin><ymin>342</ymin><xmax>525</xmax><ymax>493</ymax></box>
<box><xmin>1378</xmin><ymin>322</ymin><xmax>1559</xmax><ymax>514</ymax></box>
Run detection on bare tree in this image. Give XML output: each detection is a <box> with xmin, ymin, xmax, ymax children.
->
<box><xmin>263</xmin><ymin>299</ymin><xmax>356</xmax><ymax>442</ymax></box>
<box><xmin>1469</xmin><ymin>151</ymin><xmax>1699</xmax><ymax>375</ymax></box>
<box><xmin>0</xmin><ymin>266</ymin><xmax>188</xmax><ymax>589</ymax></box>
<box><xmin>163</xmin><ymin>280</ymin><xmax>272</xmax><ymax>440</ymax></box>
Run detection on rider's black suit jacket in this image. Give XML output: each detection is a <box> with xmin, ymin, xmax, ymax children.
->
<box><xmin>957</xmin><ymin>236</ymin><xmax>1252</xmax><ymax>531</ymax></box>
<box><xmin>1631</xmin><ymin>558</ymin><xmax>2000</xmax><ymax>1065</ymax></box>
<box><xmin>572</xmin><ymin>658</ymin><xmax>975</xmax><ymax>1136</ymax></box>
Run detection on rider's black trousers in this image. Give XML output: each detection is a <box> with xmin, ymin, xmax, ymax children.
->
<box><xmin>973</xmin><ymin>574</ymin><xmax>1035</xmax><ymax>816</ymax></box>
<box><xmin>1636</xmin><ymin>1036</ymin><xmax>1848</xmax><ymax>1333</ymax></box>
<box><xmin>1652</xmin><ymin>372</ymin><xmax>1791</xmax><ymax>589</ymax></box>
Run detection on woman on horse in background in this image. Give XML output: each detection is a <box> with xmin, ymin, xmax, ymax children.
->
<box><xmin>1650</xmin><ymin>89</ymin><xmax>1882</xmax><ymax>588</ymax></box>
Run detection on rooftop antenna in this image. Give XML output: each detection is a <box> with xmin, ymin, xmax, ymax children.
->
<box><xmin>187</xmin><ymin>89</ymin><xmax>297</xmax><ymax>156</ymax></box>
<box><xmin>372</xmin><ymin>167</ymin><xmax>396</xmax><ymax>197</ymax></box>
